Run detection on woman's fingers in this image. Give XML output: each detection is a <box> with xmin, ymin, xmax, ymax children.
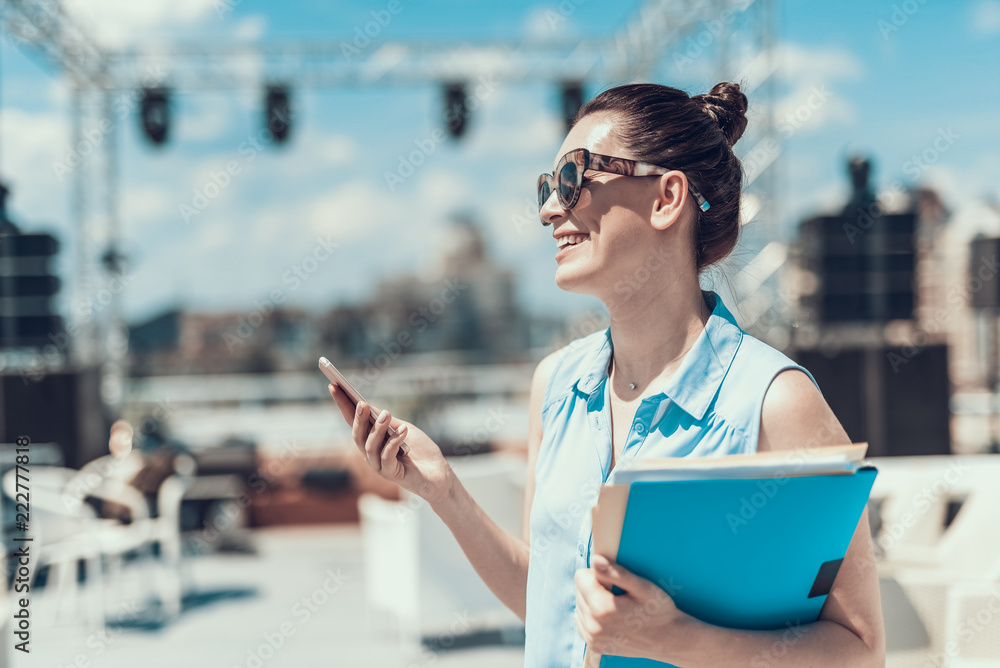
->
<box><xmin>352</xmin><ymin>401</ymin><xmax>372</xmax><ymax>457</ymax></box>
<box><xmin>327</xmin><ymin>384</ymin><xmax>357</xmax><ymax>425</ymax></box>
<box><xmin>332</xmin><ymin>388</ymin><xmax>402</xmax><ymax>476</ymax></box>
<box><xmin>364</xmin><ymin>407</ymin><xmax>393</xmax><ymax>472</ymax></box>
<box><xmin>381</xmin><ymin>423</ymin><xmax>408</xmax><ymax>478</ymax></box>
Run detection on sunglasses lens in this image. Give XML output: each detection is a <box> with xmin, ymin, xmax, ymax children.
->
<box><xmin>538</xmin><ymin>180</ymin><xmax>551</xmax><ymax>210</ymax></box>
<box><xmin>558</xmin><ymin>161</ymin><xmax>578</xmax><ymax>207</ymax></box>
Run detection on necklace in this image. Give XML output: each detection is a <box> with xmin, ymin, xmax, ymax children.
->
<box><xmin>609</xmin><ymin>356</ymin><xmax>638</xmax><ymax>390</ymax></box>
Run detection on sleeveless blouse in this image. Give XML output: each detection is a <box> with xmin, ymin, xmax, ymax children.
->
<box><xmin>523</xmin><ymin>289</ymin><xmax>821</xmax><ymax>667</ymax></box>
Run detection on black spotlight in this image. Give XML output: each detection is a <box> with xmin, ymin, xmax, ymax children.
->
<box><xmin>140</xmin><ymin>87</ymin><xmax>171</xmax><ymax>146</ymax></box>
<box><xmin>561</xmin><ymin>81</ymin><xmax>584</xmax><ymax>133</ymax></box>
<box><xmin>443</xmin><ymin>82</ymin><xmax>468</xmax><ymax>139</ymax></box>
<box><xmin>265</xmin><ymin>85</ymin><xmax>292</xmax><ymax>144</ymax></box>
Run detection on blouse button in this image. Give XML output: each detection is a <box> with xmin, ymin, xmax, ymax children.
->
<box><xmin>635</xmin><ymin>422</ymin><xmax>645</xmax><ymax>434</ymax></box>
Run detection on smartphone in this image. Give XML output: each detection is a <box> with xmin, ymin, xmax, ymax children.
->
<box><xmin>319</xmin><ymin>357</ymin><xmax>410</xmax><ymax>456</ymax></box>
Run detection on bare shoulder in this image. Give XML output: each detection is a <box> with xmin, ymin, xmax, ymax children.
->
<box><xmin>524</xmin><ymin>345</ymin><xmax>568</xmax><ymax>543</ymax></box>
<box><xmin>528</xmin><ymin>346</ymin><xmax>567</xmax><ymax>439</ymax></box>
<box><xmin>757</xmin><ymin>367</ymin><xmax>850</xmax><ymax>453</ymax></box>
<box><xmin>532</xmin><ymin>346</ymin><xmax>567</xmax><ymax>393</ymax></box>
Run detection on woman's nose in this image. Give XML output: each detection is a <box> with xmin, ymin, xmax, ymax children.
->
<box><xmin>539</xmin><ymin>190</ymin><xmax>568</xmax><ymax>226</ymax></box>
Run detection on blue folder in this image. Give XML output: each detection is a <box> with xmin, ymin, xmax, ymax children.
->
<box><xmin>585</xmin><ymin>466</ymin><xmax>878</xmax><ymax>667</ymax></box>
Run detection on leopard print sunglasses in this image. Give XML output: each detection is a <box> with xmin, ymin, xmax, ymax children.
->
<box><xmin>537</xmin><ymin>148</ymin><xmax>710</xmax><ymax>224</ymax></box>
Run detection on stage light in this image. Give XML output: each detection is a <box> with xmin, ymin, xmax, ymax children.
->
<box><xmin>265</xmin><ymin>84</ymin><xmax>292</xmax><ymax>144</ymax></box>
<box><xmin>140</xmin><ymin>87</ymin><xmax>171</xmax><ymax>146</ymax></box>
<box><xmin>443</xmin><ymin>82</ymin><xmax>468</xmax><ymax>139</ymax></box>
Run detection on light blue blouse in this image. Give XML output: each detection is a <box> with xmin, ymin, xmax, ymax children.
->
<box><xmin>523</xmin><ymin>289</ymin><xmax>820</xmax><ymax>668</ymax></box>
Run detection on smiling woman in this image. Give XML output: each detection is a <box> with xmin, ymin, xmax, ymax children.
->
<box><xmin>328</xmin><ymin>81</ymin><xmax>885</xmax><ymax>668</ymax></box>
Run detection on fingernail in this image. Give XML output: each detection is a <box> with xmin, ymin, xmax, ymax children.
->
<box><xmin>593</xmin><ymin>555</ymin><xmax>609</xmax><ymax>572</ymax></box>
<box><xmin>356</xmin><ymin>403</ymin><xmax>363</xmax><ymax>416</ymax></box>
<box><xmin>377</xmin><ymin>409</ymin><xmax>388</xmax><ymax>423</ymax></box>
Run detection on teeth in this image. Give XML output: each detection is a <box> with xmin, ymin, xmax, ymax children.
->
<box><xmin>557</xmin><ymin>233</ymin><xmax>589</xmax><ymax>248</ymax></box>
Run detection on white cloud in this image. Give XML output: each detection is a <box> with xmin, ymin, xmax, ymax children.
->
<box><xmin>62</xmin><ymin>0</ymin><xmax>220</xmax><ymax>48</ymax></box>
<box><xmin>176</xmin><ymin>94</ymin><xmax>237</xmax><ymax>142</ymax></box>
<box><xmin>122</xmin><ymin>186</ymin><xmax>173</xmax><ymax>227</ymax></box>
<box><xmin>522</xmin><ymin>6</ymin><xmax>580</xmax><ymax>41</ymax></box>
<box><xmin>769</xmin><ymin>42</ymin><xmax>864</xmax><ymax>136</ymax></box>
<box><xmin>233</xmin><ymin>14</ymin><xmax>267</xmax><ymax>41</ymax></box>
<box><xmin>971</xmin><ymin>0</ymin><xmax>1000</xmax><ymax>36</ymax></box>
<box><xmin>774</xmin><ymin>42</ymin><xmax>864</xmax><ymax>83</ymax></box>
<box><xmin>920</xmin><ymin>153</ymin><xmax>1000</xmax><ymax>210</ymax></box>
<box><xmin>304</xmin><ymin>178</ymin><xmax>402</xmax><ymax>242</ymax></box>
<box><xmin>317</xmin><ymin>135</ymin><xmax>360</xmax><ymax>167</ymax></box>
<box><xmin>0</xmin><ymin>108</ymin><xmax>71</xmax><ymax>225</ymax></box>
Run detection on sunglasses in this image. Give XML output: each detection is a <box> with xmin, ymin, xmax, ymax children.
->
<box><xmin>536</xmin><ymin>148</ymin><xmax>710</xmax><ymax>224</ymax></box>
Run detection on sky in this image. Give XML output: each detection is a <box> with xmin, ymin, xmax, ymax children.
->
<box><xmin>1</xmin><ymin>0</ymin><xmax>998</xmax><ymax>327</ymax></box>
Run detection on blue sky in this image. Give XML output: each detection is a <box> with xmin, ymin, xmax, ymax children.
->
<box><xmin>1</xmin><ymin>0</ymin><xmax>998</xmax><ymax>326</ymax></box>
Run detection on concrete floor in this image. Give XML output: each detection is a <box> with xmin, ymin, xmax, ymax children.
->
<box><xmin>9</xmin><ymin>525</ymin><xmax>524</xmax><ymax>668</ymax></box>
<box><xmin>5</xmin><ymin>524</ymin><xmax>989</xmax><ymax>668</ymax></box>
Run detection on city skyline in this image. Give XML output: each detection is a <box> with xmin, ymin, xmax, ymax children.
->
<box><xmin>0</xmin><ymin>0</ymin><xmax>997</xmax><ymax>328</ymax></box>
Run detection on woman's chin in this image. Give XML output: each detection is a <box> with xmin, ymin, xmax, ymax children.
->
<box><xmin>554</xmin><ymin>266</ymin><xmax>592</xmax><ymax>294</ymax></box>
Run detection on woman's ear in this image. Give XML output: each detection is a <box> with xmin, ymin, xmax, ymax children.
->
<box><xmin>649</xmin><ymin>171</ymin><xmax>688</xmax><ymax>231</ymax></box>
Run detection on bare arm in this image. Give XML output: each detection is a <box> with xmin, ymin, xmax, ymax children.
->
<box><xmin>655</xmin><ymin>368</ymin><xmax>886</xmax><ymax>667</ymax></box>
<box><xmin>429</xmin><ymin>347</ymin><xmax>563</xmax><ymax>623</ymax></box>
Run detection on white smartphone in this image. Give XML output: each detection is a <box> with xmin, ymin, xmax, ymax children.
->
<box><xmin>319</xmin><ymin>357</ymin><xmax>410</xmax><ymax>456</ymax></box>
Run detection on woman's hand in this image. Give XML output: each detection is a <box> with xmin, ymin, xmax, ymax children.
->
<box><xmin>574</xmin><ymin>554</ymin><xmax>692</xmax><ymax>663</ymax></box>
<box><xmin>327</xmin><ymin>383</ymin><xmax>453</xmax><ymax>506</ymax></box>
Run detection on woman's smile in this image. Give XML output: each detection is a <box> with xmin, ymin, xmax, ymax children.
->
<box><xmin>555</xmin><ymin>233</ymin><xmax>591</xmax><ymax>260</ymax></box>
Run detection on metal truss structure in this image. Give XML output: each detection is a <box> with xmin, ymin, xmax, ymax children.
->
<box><xmin>1</xmin><ymin>0</ymin><xmax>779</xmax><ymax>405</ymax></box>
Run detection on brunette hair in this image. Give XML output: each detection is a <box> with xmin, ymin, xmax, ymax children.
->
<box><xmin>573</xmin><ymin>81</ymin><xmax>748</xmax><ymax>272</ymax></box>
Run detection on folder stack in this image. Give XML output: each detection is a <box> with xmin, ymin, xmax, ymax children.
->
<box><xmin>584</xmin><ymin>443</ymin><xmax>876</xmax><ymax>667</ymax></box>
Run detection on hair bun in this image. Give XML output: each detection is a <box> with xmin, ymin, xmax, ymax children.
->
<box><xmin>692</xmin><ymin>82</ymin><xmax>748</xmax><ymax>148</ymax></box>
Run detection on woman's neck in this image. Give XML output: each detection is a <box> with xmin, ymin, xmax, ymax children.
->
<box><xmin>604</xmin><ymin>277</ymin><xmax>711</xmax><ymax>394</ymax></box>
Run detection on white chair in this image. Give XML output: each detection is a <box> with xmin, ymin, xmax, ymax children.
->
<box><xmin>357</xmin><ymin>491</ymin><xmax>421</xmax><ymax>649</ymax></box>
<box><xmin>78</xmin><ymin>451</ymin><xmax>196</xmax><ymax>622</ymax></box>
<box><xmin>357</xmin><ymin>452</ymin><xmax>526</xmax><ymax>649</ymax></box>
<box><xmin>147</xmin><ymin>462</ymin><xmax>196</xmax><ymax>620</ymax></box>
<box><xmin>2</xmin><ymin>466</ymin><xmax>106</xmax><ymax>631</ymax></box>
<box><xmin>881</xmin><ymin>484</ymin><xmax>1000</xmax><ymax>666</ymax></box>
<box><xmin>872</xmin><ymin>470</ymin><xmax>950</xmax><ymax>562</ymax></box>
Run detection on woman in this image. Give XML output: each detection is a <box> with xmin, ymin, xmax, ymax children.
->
<box><xmin>327</xmin><ymin>82</ymin><xmax>886</xmax><ymax>667</ymax></box>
